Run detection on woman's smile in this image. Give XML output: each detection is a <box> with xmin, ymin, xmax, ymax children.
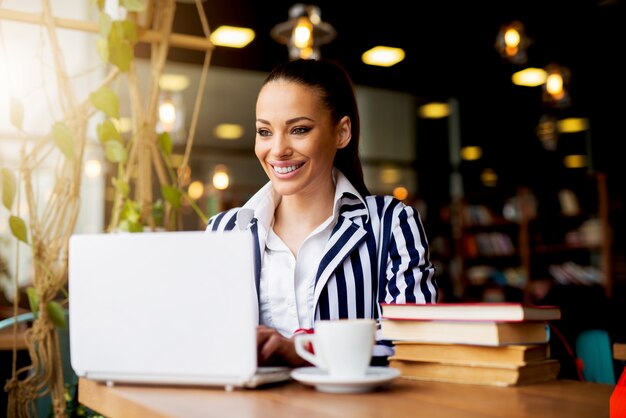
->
<box><xmin>271</xmin><ymin>162</ymin><xmax>305</xmax><ymax>175</ymax></box>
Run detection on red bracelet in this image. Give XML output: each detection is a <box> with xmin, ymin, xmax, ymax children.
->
<box><xmin>292</xmin><ymin>328</ymin><xmax>315</xmax><ymax>353</ymax></box>
<box><xmin>293</xmin><ymin>328</ymin><xmax>314</xmax><ymax>335</ymax></box>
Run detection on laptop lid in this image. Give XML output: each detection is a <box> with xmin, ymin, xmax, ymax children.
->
<box><xmin>69</xmin><ymin>230</ymin><xmax>265</xmax><ymax>387</ymax></box>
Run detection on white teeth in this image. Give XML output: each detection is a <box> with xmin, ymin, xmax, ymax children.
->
<box><xmin>273</xmin><ymin>164</ymin><xmax>302</xmax><ymax>174</ymax></box>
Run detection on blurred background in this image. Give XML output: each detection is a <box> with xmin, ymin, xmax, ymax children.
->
<box><xmin>0</xmin><ymin>0</ymin><xmax>625</xmax><ymax>378</ymax></box>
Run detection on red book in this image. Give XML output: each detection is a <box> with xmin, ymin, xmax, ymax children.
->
<box><xmin>380</xmin><ymin>302</ymin><xmax>561</xmax><ymax>322</ymax></box>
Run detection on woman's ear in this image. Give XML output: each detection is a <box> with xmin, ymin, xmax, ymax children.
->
<box><xmin>336</xmin><ymin>116</ymin><xmax>352</xmax><ymax>149</ymax></box>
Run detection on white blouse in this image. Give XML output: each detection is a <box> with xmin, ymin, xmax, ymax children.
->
<box><xmin>256</xmin><ymin>170</ymin><xmax>359</xmax><ymax>337</ymax></box>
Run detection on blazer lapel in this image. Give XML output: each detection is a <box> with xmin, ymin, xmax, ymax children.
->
<box><xmin>313</xmin><ymin>214</ymin><xmax>368</xmax><ymax>307</ymax></box>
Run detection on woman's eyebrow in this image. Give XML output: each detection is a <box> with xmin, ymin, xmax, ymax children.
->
<box><xmin>285</xmin><ymin>116</ymin><xmax>314</xmax><ymax>125</ymax></box>
<box><xmin>255</xmin><ymin>116</ymin><xmax>315</xmax><ymax>125</ymax></box>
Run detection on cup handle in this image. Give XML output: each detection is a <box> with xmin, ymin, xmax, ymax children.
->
<box><xmin>294</xmin><ymin>334</ymin><xmax>324</xmax><ymax>369</ymax></box>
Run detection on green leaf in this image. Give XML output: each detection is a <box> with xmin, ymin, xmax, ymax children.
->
<box><xmin>120</xmin><ymin>20</ymin><xmax>137</xmax><ymax>43</ymax></box>
<box><xmin>162</xmin><ymin>185</ymin><xmax>182</xmax><ymax>209</ymax></box>
<box><xmin>99</xmin><ymin>13</ymin><xmax>112</xmax><ymax>37</ymax></box>
<box><xmin>120</xmin><ymin>200</ymin><xmax>141</xmax><ymax>223</ymax></box>
<box><xmin>46</xmin><ymin>301</ymin><xmax>67</xmax><ymax>330</ymax></box>
<box><xmin>128</xmin><ymin>221</ymin><xmax>144</xmax><ymax>232</ymax></box>
<box><xmin>109</xmin><ymin>21</ymin><xmax>124</xmax><ymax>44</ymax></box>
<box><xmin>118</xmin><ymin>219</ymin><xmax>144</xmax><ymax>233</ymax></box>
<box><xmin>110</xmin><ymin>20</ymin><xmax>136</xmax><ymax>43</ymax></box>
<box><xmin>90</xmin><ymin>86</ymin><xmax>119</xmax><ymax>119</ymax></box>
<box><xmin>112</xmin><ymin>177</ymin><xmax>129</xmax><ymax>197</ymax></box>
<box><xmin>51</xmin><ymin>122</ymin><xmax>75</xmax><ymax>160</ymax></box>
<box><xmin>96</xmin><ymin>38</ymin><xmax>109</xmax><ymax>63</ymax></box>
<box><xmin>2</xmin><ymin>168</ymin><xmax>16</xmax><ymax>210</ymax></box>
<box><xmin>157</xmin><ymin>132</ymin><xmax>173</xmax><ymax>156</ymax></box>
<box><xmin>104</xmin><ymin>140</ymin><xmax>127</xmax><ymax>163</ymax></box>
<box><xmin>90</xmin><ymin>0</ymin><xmax>105</xmax><ymax>11</ymax></box>
<box><xmin>152</xmin><ymin>199</ymin><xmax>164</xmax><ymax>226</ymax></box>
<box><xmin>10</xmin><ymin>97</ymin><xmax>24</xmax><ymax>130</ymax></box>
<box><xmin>26</xmin><ymin>287</ymin><xmax>39</xmax><ymax>318</ymax></box>
<box><xmin>121</xmin><ymin>0</ymin><xmax>146</xmax><ymax>12</ymax></box>
<box><xmin>9</xmin><ymin>215</ymin><xmax>28</xmax><ymax>244</ymax></box>
<box><xmin>97</xmin><ymin>119</ymin><xmax>121</xmax><ymax>144</ymax></box>
<box><xmin>109</xmin><ymin>40</ymin><xmax>133</xmax><ymax>72</ymax></box>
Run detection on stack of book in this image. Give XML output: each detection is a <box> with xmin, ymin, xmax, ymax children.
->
<box><xmin>380</xmin><ymin>302</ymin><xmax>562</xmax><ymax>387</ymax></box>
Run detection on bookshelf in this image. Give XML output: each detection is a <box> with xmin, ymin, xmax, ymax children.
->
<box><xmin>522</xmin><ymin>171</ymin><xmax>611</xmax><ymax>299</ymax></box>
<box><xmin>452</xmin><ymin>191</ymin><xmax>527</xmax><ymax>302</ymax></box>
<box><xmin>450</xmin><ymin>171</ymin><xmax>611</xmax><ymax>302</ymax></box>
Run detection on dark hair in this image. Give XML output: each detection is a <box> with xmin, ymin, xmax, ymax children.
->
<box><xmin>262</xmin><ymin>59</ymin><xmax>370</xmax><ymax>197</ymax></box>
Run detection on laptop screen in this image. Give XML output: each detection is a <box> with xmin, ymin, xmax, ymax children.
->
<box><xmin>69</xmin><ymin>230</ymin><xmax>264</xmax><ymax>387</ymax></box>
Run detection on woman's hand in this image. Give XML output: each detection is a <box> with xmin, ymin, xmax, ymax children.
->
<box><xmin>256</xmin><ymin>325</ymin><xmax>310</xmax><ymax>367</ymax></box>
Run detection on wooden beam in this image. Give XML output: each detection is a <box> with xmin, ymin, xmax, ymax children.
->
<box><xmin>0</xmin><ymin>8</ymin><xmax>214</xmax><ymax>52</ymax></box>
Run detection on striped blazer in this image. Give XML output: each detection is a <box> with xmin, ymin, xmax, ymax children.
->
<box><xmin>206</xmin><ymin>190</ymin><xmax>437</xmax><ymax>355</ymax></box>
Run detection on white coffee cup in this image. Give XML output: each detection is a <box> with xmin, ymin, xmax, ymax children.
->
<box><xmin>294</xmin><ymin>319</ymin><xmax>376</xmax><ymax>378</ymax></box>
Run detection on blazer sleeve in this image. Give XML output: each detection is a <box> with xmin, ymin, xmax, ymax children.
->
<box><xmin>382</xmin><ymin>199</ymin><xmax>437</xmax><ymax>304</ymax></box>
<box><xmin>205</xmin><ymin>208</ymin><xmax>240</xmax><ymax>232</ymax></box>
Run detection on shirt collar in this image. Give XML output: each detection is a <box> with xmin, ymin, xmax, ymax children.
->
<box><xmin>332</xmin><ymin>168</ymin><xmax>369</xmax><ymax>222</ymax></box>
<box><xmin>235</xmin><ymin>168</ymin><xmax>368</xmax><ymax>230</ymax></box>
<box><xmin>236</xmin><ymin>181</ymin><xmax>280</xmax><ymax>233</ymax></box>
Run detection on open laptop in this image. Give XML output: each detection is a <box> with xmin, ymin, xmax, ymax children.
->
<box><xmin>68</xmin><ymin>230</ymin><xmax>291</xmax><ymax>390</ymax></box>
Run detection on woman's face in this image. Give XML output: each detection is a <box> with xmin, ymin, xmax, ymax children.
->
<box><xmin>255</xmin><ymin>80</ymin><xmax>350</xmax><ymax>198</ymax></box>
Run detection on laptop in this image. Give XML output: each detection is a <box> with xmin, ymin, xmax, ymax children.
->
<box><xmin>68</xmin><ymin>229</ymin><xmax>291</xmax><ymax>390</ymax></box>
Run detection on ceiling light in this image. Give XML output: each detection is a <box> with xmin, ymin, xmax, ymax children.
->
<box><xmin>564</xmin><ymin>155</ymin><xmax>586</xmax><ymax>169</ymax></box>
<box><xmin>511</xmin><ymin>68</ymin><xmax>547</xmax><ymax>87</ymax></box>
<box><xmin>271</xmin><ymin>4</ymin><xmax>336</xmax><ymax>60</ymax></box>
<box><xmin>481</xmin><ymin>168</ymin><xmax>498</xmax><ymax>187</ymax></box>
<box><xmin>495</xmin><ymin>21</ymin><xmax>531</xmax><ymax>65</ymax></box>
<box><xmin>362</xmin><ymin>46</ymin><xmax>405</xmax><ymax>67</ymax></box>
<box><xmin>214</xmin><ymin>123</ymin><xmax>244</xmax><ymax>140</ymax></box>
<box><xmin>159</xmin><ymin>74</ymin><xmax>190</xmax><ymax>92</ymax></box>
<box><xmin>418</xmin><ymin>103</ymin><xmax>450</xmax><ymax>119</ymax></box>
<box><xmin>461</xmin><ymin>146</ymin><xmax>482</xmax><ymax>161</ymax></box>
<box><xmin>380</xmin><ymin>168</ymin><xmax>401</xmax><ymax>184</ymax></box>
<box><xmin>558</xmin><ymin>118</ymin><xmax>589</xmax><ymax>133</ymax></box>
<box><xmin>210</xmin><ymin>26</ymin><xmax>255</xmax><ymax>48</ymax></box>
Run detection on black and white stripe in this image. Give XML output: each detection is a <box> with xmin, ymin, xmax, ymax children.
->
<box><xmin>206</xmin><ymin>192</ymin><xmax>438</xmax><ymax>356</ymax></box>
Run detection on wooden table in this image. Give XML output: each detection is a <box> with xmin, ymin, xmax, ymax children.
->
<box><xmin>0</xmin><ymin>328</ymin><xmax>27</xmax><ymax>351</ymax></box>
<box><xmin>615</xmin><ymin>343</ymin><xmax>626</xmax><ymax>361</ymax></box>
<box><xmin>79</xmin><ymin>377</ymin><xmax>613</xmax><ymax>418</ymax></box>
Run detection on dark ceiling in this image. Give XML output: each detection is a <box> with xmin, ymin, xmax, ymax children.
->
<box><xmin>166</xmin><ymin>0</ymin><xmax>625</xmax><ymax>196</ymax></box>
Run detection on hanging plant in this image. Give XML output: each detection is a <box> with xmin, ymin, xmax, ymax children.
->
<box><xmin>0</xmin><ymin>0</ymin><xmax>214</xmax><ymax>416</ymax></box>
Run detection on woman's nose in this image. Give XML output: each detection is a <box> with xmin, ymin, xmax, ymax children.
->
<box><xmin>271</xmin><ymin>133</ymin><xmax>291</xmax><ymax>157</ymax></box>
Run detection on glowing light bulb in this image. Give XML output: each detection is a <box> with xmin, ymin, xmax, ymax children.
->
<box><xmin>188</xmin><ymin>181</ymin><xmax>204</xmax><ymax>200</ymax></box>
<box><xmin>293</xmin><ymin>17</ymin><xmax>313</xmax><ymax>49</ymax></box>
<box><xmin>84</xmin><ymin>159</ymin><xmax>102</xmax><ymax>178</ymax></box>
<box><xmin>546</xmin><ymin>73</ymin><xmax>564</xmax><ymax>99</ymax></box>
<box><xmin>158</xmin><ymin>100</ymin><xmax>176</xmax><ymax>131</ymax></box>
<box><xmin>393</xmin><ymin>186</ymin><xmax>409</xmax><ymax>201</ymax></box>
<box><xmin>212</xmin><ymin>165</ymin><xmax>230</xmax><ymax>190</ymax></box>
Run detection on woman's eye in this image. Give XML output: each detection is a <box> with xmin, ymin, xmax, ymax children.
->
<box><xmin>291</xmin><ymin>126</ymin><xmax>310</xmax><ymax>135</ymax></box>
<box><xmin>256</xmin><ymin>128</ymin><xmax>271</xmax><ymax>137</ymax></box>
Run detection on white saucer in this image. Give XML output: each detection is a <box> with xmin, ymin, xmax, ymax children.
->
<box><xmin>290</xmin><ymin>366</ymin><xmax>400</xmax><ymax>394</ymax></box>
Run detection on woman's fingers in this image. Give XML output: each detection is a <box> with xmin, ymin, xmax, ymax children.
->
<box><xmin>256</xmin><ymin>325</ymin><xmax>310</xmax><ymax>366</ymax></box>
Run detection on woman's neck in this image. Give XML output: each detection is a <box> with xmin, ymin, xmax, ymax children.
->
<box><xmin>272</xmin><ymin>178</ymin><xmax>336</xmax><ymax>255</ymax></box>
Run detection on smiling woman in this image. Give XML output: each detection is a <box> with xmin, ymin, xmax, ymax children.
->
<box><xmin>206</xmin><ymin>58</ymin><xmax>438</xmax><ymax>368</ymax></box>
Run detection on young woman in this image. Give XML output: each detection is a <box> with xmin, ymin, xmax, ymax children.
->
<box><xmin>207</xmin><ymin>58</ymin><xmax>437</xmax><ymax>367</ymax></box>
